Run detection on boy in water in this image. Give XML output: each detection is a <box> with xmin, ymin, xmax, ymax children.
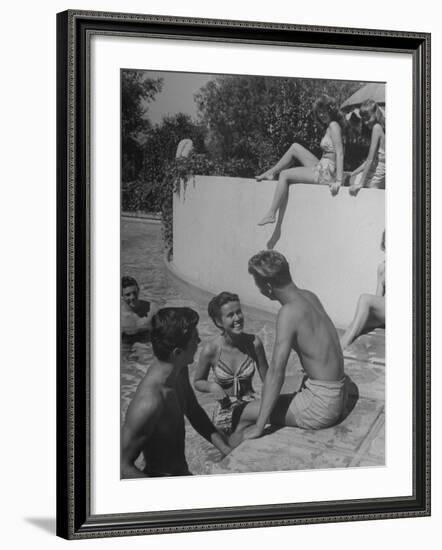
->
<box><xmin>230</xmin><ymin>251</ymin><xmax>346</xmax><ymax>446</ymax></box>
<box><xmin>121</xmin><ymin>276</ymin><xmax>157</xmax><ymax>344</ymax></box>
<box><xmin>121</xmin><ymin>307</ymin><xmax>231</xmax><ymax>477</ymax></box>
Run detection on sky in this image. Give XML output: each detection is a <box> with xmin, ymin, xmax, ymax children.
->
<box><xmin>141</xmin><ymin>71</ymin><xmax>385</xmax><ymax>126</ymax></box>
<box><xmin>141</xmin><ymin>71</ymin><xmax>216</xmax><ymax>125</ymax></box>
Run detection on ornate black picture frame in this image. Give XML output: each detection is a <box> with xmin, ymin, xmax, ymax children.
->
<box><xmin>56</xmin><ymin>9</ymin><xmax>430</xmax><ymax>539</ymax></box>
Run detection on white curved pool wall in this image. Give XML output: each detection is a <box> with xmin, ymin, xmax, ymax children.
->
<box><xmin>172</xmin><ymin>176</ymin><xmax>385</xmax><ymax>328</ymax></box>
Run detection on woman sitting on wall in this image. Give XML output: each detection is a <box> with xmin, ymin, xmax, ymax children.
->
<box><xmin>349</xmin><ymin>99</ymin><xmax>385</xmax><ymax>194</ymax></box>
<box><xmin>340</xmin><ymin>231</ymin><xmax>385</xmax><ymax>350</ymax></box>
<box><xmin>256</xmin><ymin>94</ymin><xmax>346</xmax><ymax>246</ymax></box>
<box><xmin>194</xmin><ymin>292</ymin><xmax>269</xmax><ymax>434</ymax></box>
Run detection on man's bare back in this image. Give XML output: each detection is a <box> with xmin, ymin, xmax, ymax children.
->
<box><xmin>134</xmin><ymin>366</ymin><xmax>191</xmax><ymax>476</ymax></box>
<box><xmin>121</xmin><ymin>309</ymin><xmax>231</xmax><ymax>478</ymax></box>
<box><xmin>284</xmin><ymin>288</ymin><xmax>344</xmax><ymax>381</ymax></box>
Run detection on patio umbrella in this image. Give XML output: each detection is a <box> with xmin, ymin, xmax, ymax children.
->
<box><xmin>341</xmin><ymin>83</ymin><xmax>385</xmax><ymax>111</ymax></box>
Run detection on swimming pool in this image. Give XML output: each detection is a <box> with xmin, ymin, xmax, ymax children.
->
<box><xmin>121</xmin><ymin>217</ymin><xmax>385</xmax><ymax>475</ymax></box>
<box><xmin>121</xmin><ymin>217</ymin><xmax>301</xmax><ymax>473</ymax></box>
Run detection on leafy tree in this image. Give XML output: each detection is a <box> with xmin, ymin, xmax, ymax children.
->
<box><xmin>121</xmin><ymin>70</ymin><xmax>163</xmax><ymax>182</ymax></box>
<box><xmin>122</xmin><ymin>113</ymin><xmax>207</xmax><ymax>213</ymax></box>
<box><xmin>195</xmin><ymin>76</ymin><xmax>367</xmax><ymax>173</ymax></box>
<box><xmin>142</xmin><ymin>113</ymin><xmax>206</xmax><ymax>205</ymax></box>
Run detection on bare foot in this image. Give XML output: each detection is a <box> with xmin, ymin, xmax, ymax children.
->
<box><xmin>257</xmin><ymin>213</ymin><xmax>276</xmax><ymax>226</ymax></box>
<box><xmin>255</xmin><ymin>170</ymin><xmax>275</xmax><ymax>182</ymax></box>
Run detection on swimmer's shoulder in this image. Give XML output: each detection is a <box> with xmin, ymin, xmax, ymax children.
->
<box><xmin>299</xmin><ymin>288</ymin><xmax>326</xmax><ymax>313</ymax></box>
<box><xmin>121</xmin><ymin>299</ymin><xmax>133</xmax><ymax>314</ymax></box>
<box><xmin>129</xmin><ymin>374</ymin><xmax>164</xmax><ymax>421</ymax></box>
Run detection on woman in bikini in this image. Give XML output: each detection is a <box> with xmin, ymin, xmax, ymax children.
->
<box><xmin>256</xmin><ymin>94</ymin><xmax>346</xmax><ymax>247</ymax></box>
<box><xmin>194</xmin><ymin>291</ymin><xmax>269</xmax><ymax>434</ymax></box>
<box><xmin>349</xmin><ymin>99</ymin><xmax>385</xmax><ymax>195</ymax></box>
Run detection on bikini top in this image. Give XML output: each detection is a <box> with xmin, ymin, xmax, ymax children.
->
<box><xmin>320</xmin><ymin>132</ymin><xmax>335</xmax><ymax>155</ymax></box>
<box><xmin>213</xmin><ymin>341</ymin><xmax>256</xmax><ymax>398</ymax></box>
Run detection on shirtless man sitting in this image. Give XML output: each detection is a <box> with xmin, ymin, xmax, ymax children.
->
<box><xmin>230</xmin><ymin>250</ymin><xmax>346</xmax><ymax>446</ymax></box>
<box><xmin>121</xmin><ymin>276</ymin><xmax>157</xmax><ymax>344</ymax></box>
<box><xmin>121</xmin><ymin>307</ymin><xmax>231</xmax><ymax>478</ymax></box>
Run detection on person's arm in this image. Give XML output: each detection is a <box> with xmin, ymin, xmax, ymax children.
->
<box><xmin>350</xmin><ymin>160</ymin><xmax>367</xmax><ymax>178</ymax></box>
<box><xmin>121</xmin><ymin>392</ymin><xmax>161</xmax><ymax>478</ymax></box>
<box><xmin>121</xmin><ymin>300</ymin><xmax>158</xmax><ymax>336</ymax></box>
<box><xmin>247</xmin><ymin>308</ymin><xmax>296</xmax><ymax>438</ymax></box>
<box><xmin>375</xmin><ymin>261</ymin><xmax>385</xmax><ymax>297</ymax></box>
<box><xmin>182</xmin><ymin>368</ymin><xmax>231</xmax><ymax>456</ymax></box>
<box><xmin>193</xmin><ymin>343</ymin><xmax>227</xmax><ymax>399</ymax></box>
<box><xmin>329</xmin><ymin>122</ymin><xmax>344</xmax><ymax>196</ymax></box>
<box><xmin>253</xmin><ymin>335</ymin><xmax>269</xmax><ymax>383</ymax></box>
<box><xmin>357</xmin><ymin>124</ymin><xmax>382</xmax><ymax>189</ymax></box>
<box><xmin>145</xmin><ymin>301</ymin><xmax>159</xmax><ymax>328</ymax></box>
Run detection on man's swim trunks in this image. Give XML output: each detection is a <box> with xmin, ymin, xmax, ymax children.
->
<box><xmin>289</xmin><ymin>376</ymin><xmax>347</xmax><ymax>430</ymax></box>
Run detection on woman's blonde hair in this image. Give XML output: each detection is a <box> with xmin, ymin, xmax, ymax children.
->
<box><xmin>359</xmin><ymin>99</ymin><xmax>385</xmax><ymax>132</ymax></box>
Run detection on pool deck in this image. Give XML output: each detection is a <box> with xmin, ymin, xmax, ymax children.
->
<box><xmin>186</xmin><ymin>330</ymin><xmax>385</xmax><ymax>475</ymax></box>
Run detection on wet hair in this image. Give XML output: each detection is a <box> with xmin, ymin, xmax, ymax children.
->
<box><xmin>121</xmin><ymin>276</ymin><xmax>138</xmax><ymax>291</ymax></box>
<box><xmin>151</xmin><ymin>307</ymin><xmax>199</xmax><ymax>361</ymax></box>
<box><xmin>208</xmin><ymin>291</ymin><xmax>240</xmax><ymax>327</ymax></box>
<box><xmin>359</xmin><ymin>99</ymin><xmax>385</xmax><ymax>132</ymax></box>
<box><xmin>248</xmin><ymin>250</ymin><xmax>292</xmax><ymax>289</ymax></box>
<box><xmin>312</xmin><ymin>94</ymin><xmax>347</xmax><ymax>130</ymax></box>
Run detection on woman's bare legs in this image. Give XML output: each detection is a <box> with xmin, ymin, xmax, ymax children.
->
<box><xmin>340</xmin><ymin>294</ymin><xmax>385</xmax><ymax>350</ymax></box>
<box><xmin>258</xmin><ymin>166</ymin><xmax>318</xmax><ymax>226</ymax></box>
<box><xmin>266</xmin><ymin>188</ymin><xmax>288</xmax><ymax>249</ymax></box>
<box><xmin>256</xmin><ymin>142</ymin><xmax>318</xmax><ymax>181</ymax></box>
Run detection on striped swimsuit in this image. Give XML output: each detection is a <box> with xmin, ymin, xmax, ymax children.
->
<box><xmin>211</xmin><ymin>341</ymin><xmax>256</xmax><ymax>433</ymax></box>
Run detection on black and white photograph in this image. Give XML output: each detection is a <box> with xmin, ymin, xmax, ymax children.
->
<box><xmin>1</xmin><ymin>0</ymin><xmax>437</xmax><ymax>546</ymax></box>
<box><xmin>120</xmin><ymin>70</ymin><xmax>386</xmax><ymax>479</ymax></box>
